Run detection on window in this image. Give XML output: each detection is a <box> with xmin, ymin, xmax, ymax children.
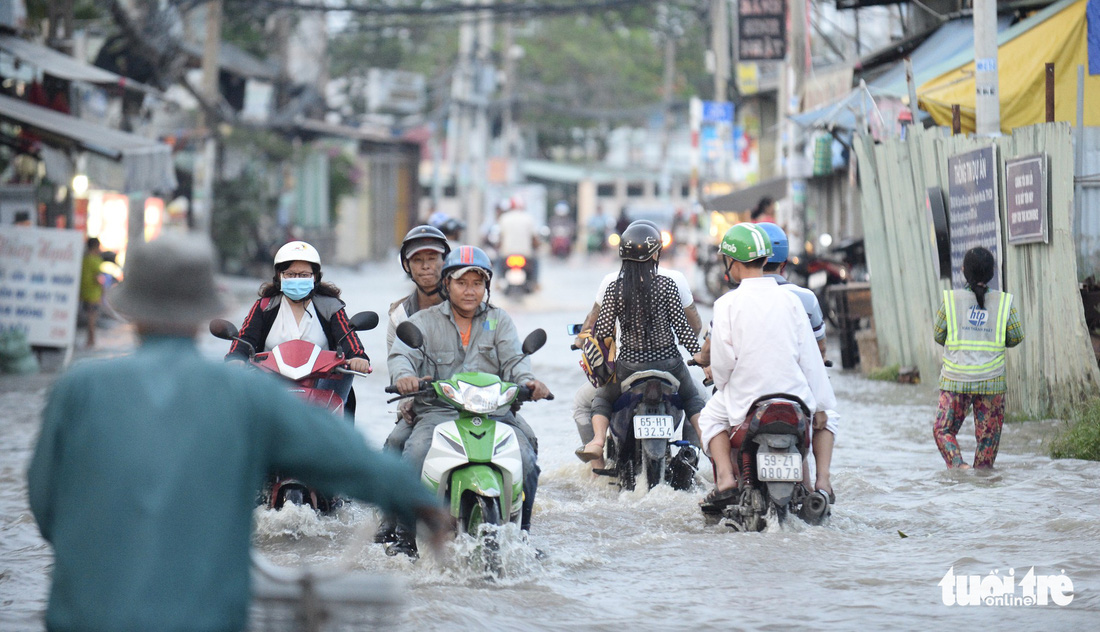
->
<box><xmin>626</xmin><ymin>182</ymin><xmax>645</xmax><ymax>197</ymax></box>
<box><xmin>596</xmin><ymin>183</ymin><xmax>615</xmax><ymax>197</ymax></box>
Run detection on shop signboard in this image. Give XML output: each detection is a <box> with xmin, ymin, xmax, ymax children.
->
<box><xmin>738</xmin><ymin>0</ymin><xmax>786</xmax><ymax>61</ymax></box>
<box><xmin>1005</xmin><ymin>154</ymin><xmax>1048</xmax><ymax>245</ymax></box>
<box><xmin>0</xmin><ymin>226</ymin><xmax>83</xmax><ymax>348</ymax></box>
<box><xmin>946</xmin><ymin>146</ymin><xmax>1001</xmax><ymax>290</ymax></box>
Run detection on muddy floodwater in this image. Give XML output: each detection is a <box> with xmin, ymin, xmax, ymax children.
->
<box><xmin>2</xmin><ymin>255</ymin><xmax>1096</xmax><ymax>629</ymax></box>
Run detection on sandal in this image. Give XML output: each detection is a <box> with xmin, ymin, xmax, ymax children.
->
<box><xmin>574</xmin><ymin>442</ymin><xmax>604</xmax><ymax>463</ymax></box>
<box><xmin>700</xmin><ymin>486</ymin><xmax>739</xmax><ymax>508</ymax></box>
<box><xmin>815</xmin><ymin>487</ymin><xmax>836</xmax><ymax>505</ymax></box>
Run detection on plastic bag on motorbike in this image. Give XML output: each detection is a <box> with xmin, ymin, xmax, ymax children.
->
<box><xmin>577</xmin><ymin>331</ymin><xmax>617</xmax><ymax>388</ymax></box>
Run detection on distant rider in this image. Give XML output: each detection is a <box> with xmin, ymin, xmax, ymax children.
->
<box><xmin>388</xmin><ymin>245</ymin><xmax>551</xmax><ymax>555</ymax></box>
<box><xmin>496</xmin><ymin>195</ymin><xmax>540</xmax><ymax>286</ymax></box>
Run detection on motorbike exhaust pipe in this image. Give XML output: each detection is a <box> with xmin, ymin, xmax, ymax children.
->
<box><xmin>798</xmin><ymin>490</ymin><xmax>830</xmax><ymax>525</ymax></box>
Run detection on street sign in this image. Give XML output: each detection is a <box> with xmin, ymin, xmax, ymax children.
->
<box><xmin>738</xmin><ymin>0</ymin><xmax>786</xmax><ymax>61</ymax></box>
<box><xmin>701</xmin><ymin>100</ymin><xmax>733</xmax><ymax>123</ymax></box>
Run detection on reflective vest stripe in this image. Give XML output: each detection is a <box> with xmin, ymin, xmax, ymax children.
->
<box><xmin>943</xmin><ymin>355</ymin><xmax>1005</xmax><ymax>373</ymax></box>
<box><xmin>943</xmin><ymin>290</ymin><xmax>958</xmax><ymax>345</ymax></box>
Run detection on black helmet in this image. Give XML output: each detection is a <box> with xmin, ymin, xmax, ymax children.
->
<box><xmin>400</xmin><ymin>225</ymin><xmax>450</xmax><ymax>275</ymax></box>
<box><xmin>618</xmin><ymin>223</ymin><xmax>662</xmax><ymax>262</ymax></box>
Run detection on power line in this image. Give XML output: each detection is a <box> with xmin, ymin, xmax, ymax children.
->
<box><xmin>259</xmin><ymin>0</ymin><xmax>676</xmax><ymax>17</ymax></box>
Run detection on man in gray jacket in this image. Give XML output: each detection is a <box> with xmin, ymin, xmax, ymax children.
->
<box><xmin>389</xmin><ymin>246</ymin><xmax>550</xmax><ymax>554</ymax></box>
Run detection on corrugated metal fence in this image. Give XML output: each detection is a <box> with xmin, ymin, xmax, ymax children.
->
<box><xmin>1076</xmin><ymin>127</ymin><xmax>1100</xmax><ymax>282</ymax></box>
<box><xmin>854</xmin><ymin>122</ymin><xmax>1099</xmax><ymax>418</ymax></box>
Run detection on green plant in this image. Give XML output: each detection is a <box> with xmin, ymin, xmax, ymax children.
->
<box><xmin>867</xmin><ymin>364</ymin><xmax>900</xmax><ymax>382</ymax></box>
<box><xmin>211</xmin><ymin>170</ymin><xmax>274</xmax><ymax>273</ymax></box>
<box><xmin>1049</xmin><ymin>399</ymin><xmax>1100</xmax><ymax>461</ymax></box>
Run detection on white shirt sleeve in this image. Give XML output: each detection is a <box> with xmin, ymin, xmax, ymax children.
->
<box><xmin>660</xmin><ymin>269</ymin><xmax>694</xmax><ymax>307</ymax></box>
<box><xmin>595</xmin><ymin>271</ymin><xmax>615</xmax><ymax>306</ymax></box>
<box><xmin>796</xmin><ymin>308</ymin><xmax>836</xmax><ymax>413</ymax></box>
<box><xmin>710</xmin><ymin>295</ymin><xmax>736</xmax><ymax>393</ymax></box>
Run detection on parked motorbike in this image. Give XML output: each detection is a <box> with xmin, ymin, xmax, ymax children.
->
<box><xmin>701</xmin><ymin>393</ymin><xmax>830</xmax><ymax>531</ymax></box>
<box><xmin>501</xmin><ymin>254</ymin><xmax>536</xmax><ymax>296</ymax></box>
<box><xmin>209</xmin><ymin>311</ymin><xmax>378</xmax><ymax>513</ymax></box>
<box><xmin>385</xmin><ymin>321</ymin><xmax>552</xmax><ymax>573</ymax></box>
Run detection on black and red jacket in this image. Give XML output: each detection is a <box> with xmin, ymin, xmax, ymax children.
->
<box><xmin>225</xmin><ymin>294</ymin><xmax>368</xmax><ymax>362</ymax></box>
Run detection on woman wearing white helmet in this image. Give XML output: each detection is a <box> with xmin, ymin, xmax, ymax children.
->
<box><xmin>226</xmin><ymin>241</ymin><xmax>371</xmax><ymax>407</ymax></box>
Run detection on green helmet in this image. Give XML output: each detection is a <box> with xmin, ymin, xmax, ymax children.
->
<box><xmin>718</xmin><ymin>222</ymin><xmax>773</xmax><ymax>262</ymax></box>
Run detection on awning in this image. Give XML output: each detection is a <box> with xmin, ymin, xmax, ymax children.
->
<box><xmin>0</xmin><ymin>94</ymin><xmax>176</xmax><ymax>192</ymax></box>
<box><xmin>703</xmin><ymin>177</ymin><xmax>787</xmax><ymax>212</ymax></box>
<box><xmin>792</xmin><ymin>16</ymin><xmax>1013</xmax><ymax>132</ymax></box>
<box><xmin>0</xmin><ymin>34</ymin><xmax>160</xmax><ymax>96</ymax></box>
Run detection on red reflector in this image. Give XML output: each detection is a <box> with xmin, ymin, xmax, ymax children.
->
<box><xmin>506</xmin><ymin>255</ymin><xmax>527</xmax><ymax>268</ymax></box>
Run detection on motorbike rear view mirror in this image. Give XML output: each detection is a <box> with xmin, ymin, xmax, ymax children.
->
<box><xmin>395</xmin><ymin>321</ymin><xmax>424</xmax><ymax>349</ymax></box>
<box><xmin>209</xmin><ymin>319</ymin><xmax>239</xmax><ymax>341</ymax></box>
<box><xmin>521</xmin><ymin>329</ymin><xmax>547</xmax><ymax>355</ymax></box>
<box><xmin>349</xmin><ymin>311</ymin><xmax>379</xmax><ymax>331</ymax></box>
<box><xmin>565</xmin><ymin>323</ymin><xmax>583</xmax><ymax>336</ymax></box>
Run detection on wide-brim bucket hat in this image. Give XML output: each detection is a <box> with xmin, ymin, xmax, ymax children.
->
<box><xmin>107</xmin><ymin>232</ymin><xmax>226</xmax><ymax>327</ymax></box>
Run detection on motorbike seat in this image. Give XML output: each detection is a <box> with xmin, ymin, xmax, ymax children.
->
<box><xmin>730</xmin><ymin>395</ymin><xmax>811</xmax><ymax>452</ymax></box>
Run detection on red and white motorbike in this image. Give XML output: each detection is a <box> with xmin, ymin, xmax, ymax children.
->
<box><xmin>702</xmin><ymin>393</ymin><xmax>830</xmax><ymax>531</ymax></box>
<box><xmin>209</xmin><ymin>312</ymin><xmax>378</xmax><ymax>513</ymax></box>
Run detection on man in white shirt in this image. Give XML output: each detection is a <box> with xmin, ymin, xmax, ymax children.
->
<box><xmin>699</xmin><ymin>223</ymin><xmax>838</xmax><ymax>505</ymax></box>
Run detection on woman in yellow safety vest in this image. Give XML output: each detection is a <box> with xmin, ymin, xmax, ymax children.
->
<box><xmin>932</xmin><ymin>246</ymin><xmax>1024</xmax><ymax>468</ymax></box>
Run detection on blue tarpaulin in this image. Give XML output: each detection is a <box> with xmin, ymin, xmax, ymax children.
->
<box><xmin>1089</xmin><ymin>0</ymin><xmax>1100</xmax><ymax>74</ymax></box>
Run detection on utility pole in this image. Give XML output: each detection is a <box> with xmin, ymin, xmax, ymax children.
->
<box><xmin>193</xmin><ymin>0</ymin><xmax>223</xmax><ymax>237</ymax></box>
<box><xmin>659</xmin><ymin>4</ymin><xmax>678</xmax><ymax>199</ymax></box>
<box><xmin>501</xmin><ymin>9</ymin><xmax>518</xmax><ymax>182</ymax></box>
<box><xmin>710</xmin><ymin>0</ymin><xmax>730</xmax><ymax>183</ymax></box>
<box><xmin>974</xmin><ymin>0</ymin><xmax>1000</xmax><ymax>135</ymax></box>
<box><xmin>783</xmin><ymin>0</ymin><xmax>808</xmax><ymax>254</ymax></box>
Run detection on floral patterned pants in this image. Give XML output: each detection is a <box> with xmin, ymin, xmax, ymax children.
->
<box><xmin>933</xmin><ymin>391</ymin><xmax>1005</xmax><ymax>468</ymax></box>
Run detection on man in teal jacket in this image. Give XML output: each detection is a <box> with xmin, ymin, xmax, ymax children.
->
<box><xmin>27</xmin><ymin>233</ymin><xmax>448</xmax><ymax>632</ymax></box>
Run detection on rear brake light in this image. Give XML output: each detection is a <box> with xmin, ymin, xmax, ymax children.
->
<box><xmin>506</xmin><ymin>255</ymin><xmax>527</xmax><ymax>268</ymax></box>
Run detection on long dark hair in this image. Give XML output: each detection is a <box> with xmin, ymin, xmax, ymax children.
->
<box><xmin>259</xmin><ymin>262</ymin><xmax>341</xmax><ymax>300</ymax></box>
<box><xmin>619</xmin><ymin>258</ymin><xmax>660</xmax><ymax>346</ymax></box>
<box><xmin>962</xmin><ymin>247</ymin><xmax>995</xmax><ymax>309</ymax></box>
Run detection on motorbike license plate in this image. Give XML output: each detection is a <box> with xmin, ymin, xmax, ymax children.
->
<box><xmin>505</xmin><ymin>268</ymin><xmax>527</xmax><ymax>285</ymax></box>
<box><xmin>756</xmin><ymin>452</ymin><xmax>803</xmax><ymax>482</ymax></box>
<box><xmin>633</xmin><ymin>415</ymin><xmax>674</xmax><ymax>439</ymax></box>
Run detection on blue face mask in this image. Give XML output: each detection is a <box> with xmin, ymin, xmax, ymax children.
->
<box><xmin>281</xmin><ymin>278</ymin><xmax>314</xmax><ymax>301</ymax></box>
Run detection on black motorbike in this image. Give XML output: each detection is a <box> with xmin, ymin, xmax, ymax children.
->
<box><xmin>597</xmin><ymin>369</ymin><xmax>699</xmax><ymax>491</ymax></box>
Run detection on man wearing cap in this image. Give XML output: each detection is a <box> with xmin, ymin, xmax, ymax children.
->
<box><xmin>27</xmin><ymin>233</ymin><xmax>449</xmax><ymax>632</ymax></box>
<box><xmin>375</xmin><ymin>225</ymin><xmax>451</xmax><ymax>544</ymax></box>
<box><xmin>388</xmin><ymin>245</ymin><xmax>550</xmax><ymax>554</ymax></box>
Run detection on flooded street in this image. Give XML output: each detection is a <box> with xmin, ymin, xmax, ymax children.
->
<box><xmin>2</xmin><ymin>253</ymin><xmax>1097</xmax><ymax>629</ymax></box>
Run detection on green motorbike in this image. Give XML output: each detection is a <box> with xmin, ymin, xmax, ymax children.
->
<box><xmin>385</xmin><ymin>322</ymin><xmax>552</xmax><ymax>559</ymax></box>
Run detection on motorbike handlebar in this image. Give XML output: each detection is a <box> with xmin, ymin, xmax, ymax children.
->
<box><xmin>686</xmin><ymin>358</ymin><xmax>699</xmax><ymax>367</ymax></box>
<box><xmin>336</xmin><ymin>367</ymin><xmax>371</xmax><ymax>378</ymax></box>
<box><xmin>570</xmin><ymin>344</ymin><xmax>579</xmax><ymax>351</ymax></box>
<box><xmin>824</xmin><ymin>360</ymin><xmax>834</xmax><ymax>368</ymax></box>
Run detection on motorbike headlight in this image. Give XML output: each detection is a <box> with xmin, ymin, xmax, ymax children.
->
<box><xmin>458</xmin><ymin>382</ymin><xmax>503</xmax><ymax>414</ymax></box>
<box><xmin>500</xmin><ymin>385</ymin><xmax>518</xmax><ymax>404</ymax></box>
